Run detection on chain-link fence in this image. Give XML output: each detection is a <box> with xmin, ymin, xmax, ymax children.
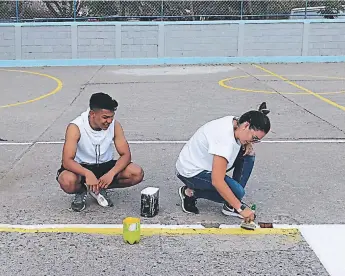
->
<box><xmin>1</xmin><ymin>0</ymin><xmax>345</xmax><ymax>22</ymax></box>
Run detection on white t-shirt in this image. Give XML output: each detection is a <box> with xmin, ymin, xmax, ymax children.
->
<box><xmin>176</xmin><ymin>116</ymin><xmax>241</xmax><ymax>178</ymax></box>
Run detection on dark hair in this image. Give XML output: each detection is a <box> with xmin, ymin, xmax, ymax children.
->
<box><xmin>89</xmin><ymin>92</ymin><xmax>118</xmax><ymax>111</ymax></box>
<box><xmin>238</xmin><ymin>102</ymin><xmax>271</xmax><ymax>134</ymax></box>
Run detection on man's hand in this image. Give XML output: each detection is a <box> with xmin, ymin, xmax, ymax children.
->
<box><xmin>240</xmin><ymin>207</ymin><xmax>255</xmax><ymax>223</ymax></box>
<box><xmin>243</xmin><ymin>143</ymin><xmax>254</xmax><ymax>156</ymax></box>
<box><xmin>85</xmin><ymin>171</ymin><xmax>100</xmax><ymax>193</ymax></box>
<box><xmin>98</xmin><ymin>170</ymin><xmax>116</xmax><ymax>189</ymax></box>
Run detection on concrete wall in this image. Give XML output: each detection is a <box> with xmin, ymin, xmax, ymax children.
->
<box><xmin>0</xmin><ymin>26</ymin><xmax>15</xmax><ymax>60</ymax></box>
<box><xmin>0</xmin><ymin>19</ymin><xmax>345</xmax><ymax>65</ymax></box>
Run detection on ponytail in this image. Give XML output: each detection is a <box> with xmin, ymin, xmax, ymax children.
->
<box><xmin>258</xmin><ymin>102</ymin><xmax>270</xmax><ymax>115</ymax></box>
<box><xmin>238</xmin><ymin>102</ymin><xmax>271</xmax><ymax>134</ymax></box>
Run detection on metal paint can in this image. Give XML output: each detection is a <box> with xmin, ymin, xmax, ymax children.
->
<box><xmin>140</xmin><ymin>187</ymin><xmax>159</xmax><ymax>218</ymax></box>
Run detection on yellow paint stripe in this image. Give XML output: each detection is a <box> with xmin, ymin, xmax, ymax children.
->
<box><xmin>253</xmin><ymin>65</ymin><xmax>345</xmax><ymax>112</ymax></box>
<box><xmin>320</xmin><ymin>91</ymin><xmax>345</xmax><ymax>95</ymax></box>
<box><xmin>0</xmin><ymin>226</ymin><xmax>300</xmax><ymax>236</ymax></box>
<box><xmin>0</xmin><ymin>69</ymin><xmax>63</xmax><ymax>108</ymax></box>
<box><xmin>218</xmin><ymin>74</ymin><xmax>345</xmax><ymax>95</ymax></box>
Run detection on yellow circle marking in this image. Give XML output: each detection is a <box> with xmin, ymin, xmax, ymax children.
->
<box><xmin>219</xmin><ymin>74</ymin><xmax>345</xmax><ymax>95</ymax></box>
<box><xmin>0</xmin><ymin>69</ymin><xmax>63</xmax><ymax>108</ymax></box>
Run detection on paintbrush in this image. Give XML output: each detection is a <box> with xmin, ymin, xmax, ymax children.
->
<box><xmin>240</xmin><ymin>203</ymin><xmax>257</xmax><ymax>230</ymax></box>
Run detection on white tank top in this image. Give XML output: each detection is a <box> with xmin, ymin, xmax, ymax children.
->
<box><xmin>70</xmin><ymin>108</ymin><xmax>115</xmax><ymax>165</ymax></box>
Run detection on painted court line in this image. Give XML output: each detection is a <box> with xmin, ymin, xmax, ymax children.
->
<box><xmin>0</xmin><ymin>223</ymin><xmax>343</xmax><ymax>275</ymax></box>
<box><xmin>0</xmin><ymin>69</ymin><xmax>63</xmax><ymax>109</ymax></box>
<box><xmin>299</xmin><ymin>225</ymin><xmax>345</xmax><ymax>276</ymax></box>
<box><xmin>1</xmin><ymin>139</ymin><xmax>345</xmax><ymax>146</ymax></box>
<box><xmin>0</xmin><ymin>223</ymin><xmax>300</xmax><ymax>236</ymax></box>
<box><xmin>253</xmin><ymin>64</ymin><xmax>345</xmax><ymax>113</ymax></box>
<box><xmin>218</xmin><ymin>74</ymin><xmax>345</xmax><ymax>95</ymax></box>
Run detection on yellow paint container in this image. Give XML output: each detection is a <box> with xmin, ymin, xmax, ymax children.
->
<box><xmin>123</xmin><ymin>217</ymin><xmax>141</xmax><ymax>244</ymax></box>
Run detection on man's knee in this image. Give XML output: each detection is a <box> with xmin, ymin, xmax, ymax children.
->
<box><xmin>58</xmin><ymin>171</ymin><xmax>80</xmax><ymax>194</ymax></box>
<box><xmin>119</xmin><ymin>163</ymin><xmax>144</xmax><ymax>186</ymax></box>
<box><xmin>130</xmin><ymin>164</ymin><xmax>144</xmax><ymax>185</ymax></box>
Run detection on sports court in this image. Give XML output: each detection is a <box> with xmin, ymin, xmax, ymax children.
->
<box><xmin>0</xmin><ymin>63</ymin><xmax>344</xmax><ymax>275</ymax></box>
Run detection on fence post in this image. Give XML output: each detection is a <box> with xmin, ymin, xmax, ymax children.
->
<box><xmin>73</xmin><ymin>0</ymin><xmax>77</xmax><ymax>21</ymax></box>
<box><xmin>304</xmin><ymin>0</ymin><xmax>308</xmax><ymax>19</ymax></box>
<box><xmin>15</xmin><ymin>0</ymin><xmax>19</xmax><ymax>22</ymax></box>
<box><xmin>302</xmin><ymin>21</ymin><xmax>310</xmax><ymax>56</ymax></box>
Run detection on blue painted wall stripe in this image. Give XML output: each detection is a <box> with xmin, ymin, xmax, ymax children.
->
<box><xmin>1</xmin><ymin>56</ymin><xmax>345</xmax><ymax>68</ymax></box>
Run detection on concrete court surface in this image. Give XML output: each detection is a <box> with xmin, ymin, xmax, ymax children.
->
<box><xmin>0</xmin><ymin>63</ymin><xmax>345</xmax><ymax>275</ymax></box>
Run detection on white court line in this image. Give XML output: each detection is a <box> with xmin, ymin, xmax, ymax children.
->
<box><xmin>0</xmin><ymin>223</ymin><xmax>206</xmax><ymax>229</ymax></box>
<box><xmin>1</xmin><ymin>139</ymin><xmax>345</xmax><ymax>146</ymax></box>
<box><xmin>299</xmin><ymin>225</ymin><xmax>345</xmax><ymax>276</ymax></box>
<box><xmin>0</xmin><ymin>142</ymin><xmax>33</xmax><ymax>145</ymax></box>
<box><xmin>0</xmin><ymin>224</ymin><xmax>122</xmax><ymax>229</ymax></box>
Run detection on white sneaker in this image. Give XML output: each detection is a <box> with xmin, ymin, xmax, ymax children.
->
<box><xmin>89</xmin><ymin>189</ymin><xmax>114</xmax><ymax>207</ymax></box>
<box><xmin>222</xmin><ymin>203</ymin><xmax>244</xmax><ymax>218</ymax></box>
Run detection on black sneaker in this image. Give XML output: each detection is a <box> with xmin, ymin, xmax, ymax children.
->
<box><xmin>178</xmin><ymin>186</ymin><xmax>199</xmax><ymax>214</ymax></box>
<box><xmin>71</xmin><ymin>189</ymin><xmax>88</xmax><ymax>212</ymax></box>
<box><xmin>221</xmin><ymin>203</ymin><xmax>244</xmax><ymax>218</ymax></box>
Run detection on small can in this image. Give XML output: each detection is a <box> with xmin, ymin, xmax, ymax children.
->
<box><xmin>123</xmin><ymin>217</ymin><xmax>141</xmax><ymax>244</ymax></box>
<box><xmin>251</xmin><ymin>203</ymin><xmax>257</xmax><ymax>220</ymax></box>
<box><xmin>140</xmin><ymin>187</ymin><xmax>159</xmax><ymax>218</ymax></box>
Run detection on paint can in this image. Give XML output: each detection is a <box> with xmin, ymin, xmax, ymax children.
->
<box><xmin>140</xmin><ymin>187</ymin><xmax>159</xmax><ymax>218</ymax></box>
<box><xmin>123</xmin><ymin>217</ymin><xmax>141</xmax><ymax>244</ymax></box>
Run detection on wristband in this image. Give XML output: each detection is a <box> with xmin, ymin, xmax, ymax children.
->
<box><xmin>236</xmin><ymin>204</ymin><xmax>246</xmax><ymax>213</ymax></box>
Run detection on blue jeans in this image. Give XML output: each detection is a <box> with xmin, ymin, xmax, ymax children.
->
<box><xmin>177</xmin><ymin>148</ymin><xmax>255</xmax><ymax>204</ymax></box>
